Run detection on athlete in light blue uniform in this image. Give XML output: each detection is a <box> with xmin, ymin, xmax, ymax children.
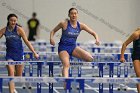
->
<box><xmin>0</xmin><ymin>14</ymin><xmax>39</xmax><ymax>93</ymax></box>
<box><xmin>50</xmin><ymin>8</ymin><xmax>100</xmax><ymax>89</ymax></box>
<box><xmin>58</xmin><ymin>20</ymin><xmax>81</xmax><ymax>56</ymax></box>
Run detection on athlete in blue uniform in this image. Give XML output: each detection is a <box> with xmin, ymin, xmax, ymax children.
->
<box><xmin>58</xmin><ymin>20</ymin><xmax>81</xmax><ymax>56</ymax></box>
<box><xmin>120</xmin><ymin>28</ymin><xmax>140</xmax><ymax>92</ymax></box>
<box><xmin>50</xmin><ymin>8</ymin><xmax>100</xmax><ymax>88</ymax></box>
<box><xmin>0</xmin><ymin>14</ymin><xmax>39</xmax><ymax>93</ymax></box>
<box><xmin>5</xmin><ymin>25</ymin><xmax>24</xmax><ymax>61</ymax></box>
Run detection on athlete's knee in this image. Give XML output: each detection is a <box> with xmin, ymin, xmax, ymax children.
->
<box><xmin>86</xmin><ymin>56</ymin><xmax>94</xmax><ymax>62</ymax></box>
<box><xmin>8</xmin><ymin>72</ymin><xmax>15</xmax><ymax>76</ymax></box>
<box><xmin>89</xmin><ymin>57</ymin><xmax>94</xmax><ymax>62</ymax></box>
<box><xmin>63</xmin><ymin>63</ymin><xmax>70</xmax><ymax>68</ymax></box>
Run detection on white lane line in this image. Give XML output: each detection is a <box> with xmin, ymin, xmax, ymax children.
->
<box><xmin>45</xmin><ymin>83</ymin><xmax>60</xmax><ymax>93</ymax></box>
<box><xmin>84</xmin><ymin>83</ymin><xmax>99</xmax><ymax>93</ymax></box>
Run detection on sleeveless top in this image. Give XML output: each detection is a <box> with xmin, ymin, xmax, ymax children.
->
<box><xmin>132</xmin><ymin>38</ymin><xmax>140</xmax><ymax>54</ymax></box>
<box><xmin>59</xmin><ymin>20</ymin><xmax>81</xmax><ymax>45</ymax></box>
<box><xmin>4</xmin><ymin>25</ymin><xmax>23</xmax><ymax>60</ymax></box>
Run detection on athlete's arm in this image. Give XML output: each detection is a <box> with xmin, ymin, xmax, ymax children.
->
<box><xmin>0</xmin><ymin>27</ymin><xmax>6</xmax><ymax>38</ymax></box>
<box><xmin>50</xmin><ymin>21</ymin><xmax>64</xmax><ymax>45</ymax></box>
<box><xmin>120</xmin><ymin>31</ymin><xmax>139</xmax><ymax>62</ymax></box>
<box><xmin>17</xmin><ymin>26</ymin><xmax>39</xmax><ymax>59</ymax></box>
<box><xmin>80</xmin><ymin>23</ymin><xmax>100</xmax><ymax>45</ymax></box>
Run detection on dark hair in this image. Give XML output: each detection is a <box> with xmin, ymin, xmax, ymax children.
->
<box><xmin>7</xmin><ymin>13</ymin><xmax>18</xmax><ymax>26</ymax></box>
<box><xmin>68</xmin><ymin>8</ymin><xmax>78</xmax><ymax>15</ymax></box>
<box><xmin>32</xmin><ymin>12</ymin><xmax>37</xmax><ymax>17</ymax></box>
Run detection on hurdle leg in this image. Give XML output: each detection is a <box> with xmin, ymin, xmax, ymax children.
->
<box><xmin>123</xmin><ymin>65</ymin><xmax>129</xmax><ymax>91</ymax></box>
<box><xmin>24</xmin><ymin>52</ymin><xmax>33</xmax><ymax>89</ymax></box>
<box><xmin>22</xmin><ymin>65</ymin><xmax>26</xmax><ymax>76</ymax></box>
<box><xmin>49</xmin><ymin>62</ymin><xmax>54</xmax><ymax>93</ymax></box>
<box><xmin>67</xmin><ymin>56</ymin><xmax>73</xmax><ymax>90</ymax></box>
<box><xmin>69</xmin><ymin>67</ymin><xmax>72</xmax><ymax>77</ymax></box>
<box><xmin>117</xmin><ymin>65</ymin><xmax>121</xmax><ymax>78</ymax></box>
<box><xmin>29</xmin><ymin>64</ymin><xmax>33</xmax><ymax>89</ymax></box>
<box><xmin>51</xmin><ymin>46</ymin><xmax>55</xmax><ymax>52</ymax></box>
<box><xmin>77</xmin><ymin>79</ymin><xmax>84</xmax><ymax>93</ymax></box>
<box><xmin>65</xmin><ymin>79</ymin><xmax>72</xmax><ymax>93</ymax></box>
<box><xmin>98</xmin><ymin>63</ymin><xmax>104</xmax><ymax>93</ymax></box>
<box><xmin>22</xmin><ymin>66</ymin><xmax>26</xmax><ymax>89</ymax></box>
<box><xmin>130</xmin><ymin>63</ymin><xmax>135</xmax><ymax>77</ymax></box>
<box><xmin>109</xmin><ymin>63</ymin><xmax>114</xmax><ymax>93</ymax></box>
<box><xmin>117</xmin><ymin>65</ymin><xmax>121</xmax><ymax>91</ymax></box>
<box><xmin>0</xmin><ymin>78</ymin><xmax>2</xmax><ymax>93</ymax></box>
<box><xmin>124</xmin><ymin>65</ymin><xmax>128</xmax><ymax>78</ymax></box>
<box><xmin>37</xmin><ymin>62</ymin><xmax>42</xmax><ymax>93</ymax></box>
<box><xmin>77</xmin><ymin>66</ymin><xmax>82</xmax><ymax>91</ymax></box>
<box><xmin>78</xmin><ymin>59</ymin><xmax>82</xmax><ymax>77</ymax></box>
<box><xmin>69</xmin><ymin>56</ymin><xmax>73</xmax><ymax>77</ymax></box>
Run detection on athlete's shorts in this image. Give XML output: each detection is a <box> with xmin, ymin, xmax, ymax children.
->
<box><xmin>58</xmin><ymin>44</ymin><xmax>76</xmax><ymax>56</ymax></box>
<box><xmin>6</xmin><ymin>53</ymin><xmax>24</xmax><ymax>61</ymax></box>
<box><xmin>131</xmin><ymin>53</ymin><xmax>140</xmax><ymax>61</ymax></box>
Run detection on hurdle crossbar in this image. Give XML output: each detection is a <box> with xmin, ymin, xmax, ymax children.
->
<box><xmin>0</xmin><ymin>61</ymin><xmax>44</xmax><ymax>65</ymax></box>
<box><xmin>0</xmin><ymin>61</ymin><xmax>133</xmax><ymax>67</ymax></box>
<box><xmin>0</xmin><ymin>76</ymin><xmax>139</xmax><ymax>84</ymax></box>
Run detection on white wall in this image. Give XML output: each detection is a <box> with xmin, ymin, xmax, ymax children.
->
<box><xmin>0</xmin><ymin>0</ymin><xmax>140</xmax><ymax>43</ymax></box>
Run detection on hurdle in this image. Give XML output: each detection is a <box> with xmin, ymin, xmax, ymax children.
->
<box><xmin>0</xmin><ymin>76</ymin><xmax>140</xmax><ymax>84</ymax></box>
<box><xmin>0</xmin><ymin>76</ymin><xmax>139</xmax><ymax>93</ymax></box>
<box><xmin>0</xmin><ymin>60</ymin><xmax>136</xmax><ymax>93</ymax></box>
<box><xmin>1</xmin><ymin>76</ymin><xmax>139</xmax><ymax>83</ymax></box>
<box><xmin>46</xmin><ymin>61</ymin><xmax>134</xmax><ymax>93</ymax></box>
<box><xmin>0</xmin><ymin>52</ymin><xmax>135</xmax><ymax>93</ymax></box>
<box><xmin>0</xmin><ymin>61</ymin><xmax>44</xmax><ymax>93</ymax></box>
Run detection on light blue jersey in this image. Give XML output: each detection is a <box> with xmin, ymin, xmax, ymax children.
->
<box><xmin>4</xmin><ymin>25</ymin><xmax>24</xmax><ymax>61</ymax></box>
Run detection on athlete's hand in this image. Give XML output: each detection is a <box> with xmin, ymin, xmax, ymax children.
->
<box><xmin>50</xmin><ymin>38</ymin><xmax>55</xmax><ymax>46</ymax></box>
<box><xmin>120</xmin><ymin>57</ymin><xmax>125</xmax><ymax>63</ymax></box>
<box><xmin>95</xmin><ymin>40</ymin><xmax>100</xmax><ymax>46</ymax></box>
<box><xmin>34</xmin><ymin>53</ymin><xmax>39</xmax><ymax>59</ymax></box>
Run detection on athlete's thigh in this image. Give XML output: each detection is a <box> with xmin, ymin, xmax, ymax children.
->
<box><xmin>72</xmin><ymin>46</ymin><xmax>93</xmax><ymax>61</ymax></box>
<box><xmin>15</xmin><ymin>65</ymin><xmax>24</xmax><ymax>76</ymax></box>
<box><xmin>133</xmin><ymin>60</ymin><xmax>140</xmax><ymax>77</ymax></box>
<box><xmin>59</xmin><ymin>51</ymin><xmax>70</xmax><ymax>66</ymax></box>
<box><xmin>6</xmin><ymin>59</ymin><xmax>15</xmax><ymax>75</ymax></box>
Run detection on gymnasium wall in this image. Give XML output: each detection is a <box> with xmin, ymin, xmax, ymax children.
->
<box><xmin>0</xmin><ymin>0</ymin><xmax>140</xmax><ymax>43</ymax></box>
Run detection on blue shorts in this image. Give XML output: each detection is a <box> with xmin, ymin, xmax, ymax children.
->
<box><xmin>6</xmin><ymin>53</ymin><xmax>24</xmax><ymax>61</ymax></box>
<box><xmin>58</xmin><ymin>44</ymin><xmax>76</xmax><ymax>56</ymax></box>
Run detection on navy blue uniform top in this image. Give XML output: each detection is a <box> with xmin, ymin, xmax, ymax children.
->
<box><xmin>131</xmin><ymin>37</ymin><xmax>140</xmax><ymax>61</ymax></box>
<box><xmin>4</xmin><ymin>25</ymin><xmax>24</xmax><ymax>61</ymax></box>
<box><xmin>132</xmin><ymin>38</ymin><xmax>140</xmax><ymax>54</ymax></box>
<box><xmin>59</xmin><ymin>20</ymin><xmax>81</xmax><ymax>45</ymax></box>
